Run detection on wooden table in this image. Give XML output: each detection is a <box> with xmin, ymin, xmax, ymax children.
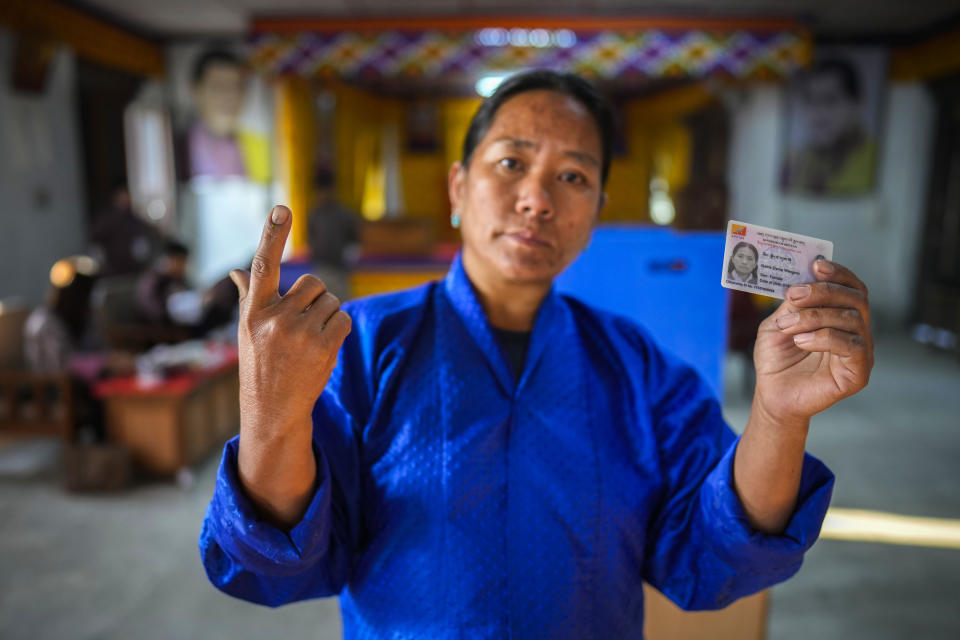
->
<box><xmin>93</xmin><ymin>348</ymin><xmax>239</xmax><ymax>477</ymax></box>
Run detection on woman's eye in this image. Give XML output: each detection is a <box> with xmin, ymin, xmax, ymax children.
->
<box><xmin>560</xmin><ymin>172</ymin><xmax>585</xmax><ymax>185</ymax></box>
<box><xmin>498</xmin><ymin>157</ymin><xmax>520</xmax><ymax>170</ymax></box>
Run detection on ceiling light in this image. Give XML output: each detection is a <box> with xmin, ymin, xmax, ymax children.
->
<box><xmin>475</xmin><ymin>73</ymin><xmax>510</xmax><ymax>97</ymax></box>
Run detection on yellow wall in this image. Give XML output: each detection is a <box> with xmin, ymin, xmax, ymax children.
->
<box><xmin>397</xmin><ymin>97</ymin><xmax>483</xmax><ymax>223</ymax></box>
<box><xmin>399</xmin><ymin>154</ymin><xmax>448</xmax><ymax>218</ymax></box>
<box><xmin>330</xmin><ymin>83</ymin><xmax>393</xmax><ymax>218</ymax></box>
<box><xmin>275</xmin><ymin>75</ymin><xmax>316</xmax><ymax>250</ymax></box>
<box><xmin>603</xmin><ymin>84</ymin><xmax>713</xmax><ymax>222</ymax></box>
<box><xmin>326</xmin><ymin>86</ymin><xmax>479</xmax><ymax>240</ymax></box>
<box><xmin>317</xmin><ymin>82</ymin><xmax>714</xmax><ymax>236</ymax></box>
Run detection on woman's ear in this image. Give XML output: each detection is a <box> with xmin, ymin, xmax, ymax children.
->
<box><xmin>448</xmin><ymin>161</ymin><xmax>466</xmax><ymax>214</ymax></box>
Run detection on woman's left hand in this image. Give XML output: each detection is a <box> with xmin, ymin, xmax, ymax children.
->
<box><xmin>753</xmin><ymin>259</ymin><xmax>874</xmax><ymax>428</ymax></box>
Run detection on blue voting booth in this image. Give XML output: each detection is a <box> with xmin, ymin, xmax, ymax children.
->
<box><xmin>555</xmin><ymin>226</ymin><xmax>729</xmax><ymax>400</ymax></box>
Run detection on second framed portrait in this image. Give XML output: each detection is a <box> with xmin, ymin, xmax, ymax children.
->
<box><xmin>780</xmin><ymin>46</ymin><xmax>887</xmax><ymax>197</ymax></box>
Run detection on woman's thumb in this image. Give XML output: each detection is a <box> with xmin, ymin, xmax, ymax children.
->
<box><xmin>229</xmin><ymin>269</ymin><xmax>251</xmax><ymax>302</ymax></box>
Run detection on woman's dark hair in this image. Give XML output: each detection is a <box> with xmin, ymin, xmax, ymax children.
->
<box><xmin>727</xmin><ymin>241</ymin><xmax>759</xmax><ymax>279</ymax></box>
<box><xmin>192</xmin><ymin>48</ymin><xmax>244</xmax><ymax>85</ymax></box>
<box><xmin>461</xmin><ymin>70</ymin><xmax>616</xmax><ymax>186</ymax></box>
<box><xmin>51</xmin><ymin>273</ymin><xmax>96</xmax><ymax>343</ymax></box>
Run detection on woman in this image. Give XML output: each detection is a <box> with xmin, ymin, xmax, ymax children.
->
<box><xmin>24</xmin><ymin>256</ymin><xmax>133</xmax><ymax>441</ymax></box>
<box><xmin>727</xmin><ymin>241</ymin><xmax>759</xmax><ymax>284</ymax></box>
<box><xmin>24</xmin><ymin>257</ymin><xmax>98</xmax><ymax>375</ymax></box>
<box><xmin>200</xmin><ymin>71</ymin><xmax>873</xmax><ymax>638</ymax></box>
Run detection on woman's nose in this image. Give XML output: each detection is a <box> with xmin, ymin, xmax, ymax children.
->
<box><xmin>515</xmin><ymin>173</ymin><xmax>554</xmax><ymax>219</ymax></box>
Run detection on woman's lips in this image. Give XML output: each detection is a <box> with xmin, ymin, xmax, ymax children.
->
<box><xmin>503</xmin><ymin>231</ymin><xmax>551</xmax><ymax>248</ymax></box>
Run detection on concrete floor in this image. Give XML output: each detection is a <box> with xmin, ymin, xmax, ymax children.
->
<box><xmin>723</xmin><ymin>334</ymin><xmax>960</xmax><ymax>639</ymax></box>
<box><xmin>0</xmin><ymin>331</ymin><xmax>957</xmax><ymax>639</ymax></box>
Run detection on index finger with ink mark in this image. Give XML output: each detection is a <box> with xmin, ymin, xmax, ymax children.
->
<box><xmin>247</xmin><ymin>205</ymin><xmax>292</xmax><ymax>307</ymax></box>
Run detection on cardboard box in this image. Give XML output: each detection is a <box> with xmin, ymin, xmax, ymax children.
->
<box><xmin>643</xmin><ymin>584</ymin><xmax>768</xmax><ymax>640</ymax></box>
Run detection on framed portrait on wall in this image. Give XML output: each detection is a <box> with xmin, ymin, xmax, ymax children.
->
<box><xmin>780</xmin><ymin>46</ymin><xmax>887</xmax><ymax>197</ymax></box>
<box><xmin>167</xmin><ymin>42</ymin><xmax>276</xmax><ymax>287</ymax></box>
<box><xmin>405</xmin><ymin>100</ymin><xmax>440</xmax><ymax>153</ymax></box>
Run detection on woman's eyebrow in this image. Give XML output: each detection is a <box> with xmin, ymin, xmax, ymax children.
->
<box><xmin>565</xmin><ymin>150</ymin><xmax>600</xmax><ymax>168</ymax></box>
<box><xmin>491</xmin><ymin>136</ymin><xmax>537</xmax><ymax>150</ymax></box>
<box><xmin>491</xmin><ymin>136</ymin><xmax>599</xmax><ymax>167</ymax></box>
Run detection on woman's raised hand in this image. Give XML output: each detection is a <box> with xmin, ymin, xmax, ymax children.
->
<box><xmin>229</xmin><ymin>205</ymin><xmax>351</xmax><ymax>526</ymax></box>
<box><xmin>752</xmin><ymin>259</ymin><xmax>873</xmax><ymax>428</ymax></box>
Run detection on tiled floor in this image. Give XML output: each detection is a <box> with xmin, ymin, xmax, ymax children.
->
<box><xmin>0</xmin><ymin>332</ymin><xmax>957</xmax><ymax>639</ymax></box>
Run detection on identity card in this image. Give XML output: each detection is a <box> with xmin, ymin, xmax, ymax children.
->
<box><xmin>721</xmin><ymin>220</ymin><xmax>834</xmax><ymax>300</ymax></box>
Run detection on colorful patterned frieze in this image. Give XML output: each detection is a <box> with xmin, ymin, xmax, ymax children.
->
<box><xmin>248</xmin><ymin>19</ymin><xmax>811</xmax><ymax>81</ymax></box>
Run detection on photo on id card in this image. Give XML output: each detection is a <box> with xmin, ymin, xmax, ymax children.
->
<box><xmin>721</xmin><ymin>221</ymin><xmax>834</xmax><ymax>300</ymax></box>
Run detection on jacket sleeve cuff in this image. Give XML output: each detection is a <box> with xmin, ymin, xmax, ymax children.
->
<box><xmin>699</xmin><ymin>435</ymin><xmax>835</xmax><ymax>576</ymax></box>
<box><xmin>206</xmin><ymin>436</ymin><xmax>334</xmax><ymax>577</ymax></box>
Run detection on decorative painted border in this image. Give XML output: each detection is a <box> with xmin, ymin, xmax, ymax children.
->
<box><xmin>248</xmin><ymin>17</ymin><xmax>811</xmax><ymax>81</ymax></box>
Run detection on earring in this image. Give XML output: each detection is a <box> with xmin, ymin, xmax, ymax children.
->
<box><xmin>450</xmin><ymin>210</ymin><xmax>461</xmax><ymax>229</ymax></box>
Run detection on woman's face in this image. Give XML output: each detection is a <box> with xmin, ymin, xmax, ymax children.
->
<box><xmin>449</xmin><ymin>90</ymin><xmax>606</xmax><ymax>288</ymax></box>
<box><xmin>732</xmin><ymin>246</ymin><xmax>757</xmax><ymax>276</ymax></box>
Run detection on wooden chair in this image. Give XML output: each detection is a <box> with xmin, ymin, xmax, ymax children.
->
<box><xmin>0</xmin><ymin>304</ymin><xmax>75</xmax><ymax>440</ymax></box>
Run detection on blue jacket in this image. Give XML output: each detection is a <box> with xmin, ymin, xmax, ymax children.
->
<box><xmin>200</xmin><ymin>253</ymin><xmax>833</xmax><ymax>639</ymax></box>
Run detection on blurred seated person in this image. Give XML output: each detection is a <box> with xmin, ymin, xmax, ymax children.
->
<box><xmin>89</xmin><ymin>180</ymin><xmax>157</xmax><ymax>277</ymax></box>
<box><xmin>136</xmin><ymin>239</ymin><xmax>237</xmax><ymax>335</ymax></box>
<box><xmin>306</xmin><ymin>167</ymin><xmax>359</xmax><ymax>299</ymax></box>
<box><xmin>24</xmin><ymin>256</ymin><xmax>134</xmax><ymax>439</ymax></box>
<box><xmin>136</xmin><ymin>239</ymin><xmax>191</xmax><ymax>326</ymax></box>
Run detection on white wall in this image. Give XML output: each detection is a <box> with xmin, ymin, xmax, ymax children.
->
<box><xmin>0</xmin><ymin>27</ymin><xmax>87</xmax><ymax>308</ymax></box>
<box><xmin>727</xmin><ymin>82</ymin><xmax>936</xmax><ymax>329</ymax></box>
